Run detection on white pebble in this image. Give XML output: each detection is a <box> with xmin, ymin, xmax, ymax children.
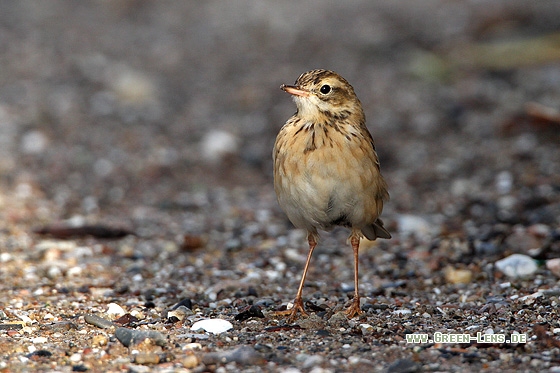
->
<box><xmin>495</xmin><ymin>254</ymin><xmax>537</xmax><ymax>278</ymax></box>
<box><xmin>393</xmin><ymin>309</ymin><xmax>412</xmax><ymax>315</ymax></box>
<box><xmin>546</xmin><ymin>258</ymin><xmax>560</xmax><ymax>277</ymax></box>
<box><xmin>191</xmin><ymin>319</ymin><xmax>233</xmax><ymax>334</ymax></box>
<box><xmin>106</xmin><ymin>303</ymin><xmax>126</xmax><ymax>316</ymax></box>
<box><xmin>67</xmin><ymin>266</ymin><xmax>83</xmax><ymax>277</ymax></box>
<box><xmin>495</xmin><ymin>171</ymin><xmax>513</xmax><ymax>194</ymax></box>
<box><xmin>21</xmin><ymin>130</ymin><xmax>48</xmax><ymax>154</ymax></box>
<box><xmin>32</xmin><ymin>337</ymin><xmax>48</xmax><ymax>344</ymax></box>
<box><xmin>200</xmin><ymin>130</ymin><xmax>239</xmax><ymax>164</ymax></box>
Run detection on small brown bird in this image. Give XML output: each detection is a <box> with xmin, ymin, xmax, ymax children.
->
<box><xmin>273</xmin><ymin>69</ymin><xmax>391</xmax><ymax>321</ymax></box>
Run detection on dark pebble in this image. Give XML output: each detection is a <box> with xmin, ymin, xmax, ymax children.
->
<box><xmin>84</xmin><ymin>314</ymin><xmax>115</xmax><ymax>329</ymax></box>
<box><xmin>114</xmin><ymin>327</ymin><xmax>166</xmax><ymax>347</ymax></box>
<box><xmin>0</xmin><ymin>323</ymin><xmax>23</xmax><ymax>330</ymax></box>
<box><xmin>43</xmin><ymin>321</ymin><xmax>78</xmax><ymax>332</ymax></box>
<box><xmin>72</xmin><ymin>364</ymin><xmax>88</xmax><ymax>372</ymax></box>
<box><xmin>386</xmin><ymin>358</ymin><xmax>421</xmax><ymax>373</ymax></box>
<box><xmin>113</xmin><ymin>313</ymin><xmax>140</xmax><ymax>326</ymax></box>
<box><xmin>234</xmin><ymin>305</ymin><xmax>265</xmax><ymax>321</ymax></box>
<box><xmin>254</xmin><ymin>298</ymin><xmax>275</xmax><ymax>307</ymax></box>
<box><xmin>201</xmin><ymin>345</ymin><xmax>265</xmax><ymax>365</ymax></box>
<box><xmin>316</xmin><ymin>329</ymin><xmax>331</xmax><ymax>337</ymax></box>
<box><xmin>172</xmin><ymin>298</ymin><xmax>193</xmax><ymax>310</ymax></box>
<box><xmin>27</xmin><ymin>350</ymin><xmax>52</xmax><ymax>358</ymax></box>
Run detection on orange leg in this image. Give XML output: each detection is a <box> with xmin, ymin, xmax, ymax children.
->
<box><xmin>275</xmin><ymin>232</ymin><xmax>317</xmax><ymax>322</ymax></box>
<box><xmin>345</xmin><ymin>231</ymin><xmax>362</xmax><ymax>318</ymax></box>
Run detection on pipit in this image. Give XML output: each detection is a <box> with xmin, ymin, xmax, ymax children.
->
<box><xmin>273</xmin><ymin>69</ymin><xmax>391</xmax><ymax>321</ymax></box>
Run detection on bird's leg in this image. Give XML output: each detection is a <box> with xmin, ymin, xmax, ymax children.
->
<box><xmin>275</xmin><ymin>231</ymin><xmax>317</xmax><ymax>322</ymax></box>
<box><xmin>345</xmin><ymin>230</ymin><xmax>362</xmax><ymax>318</ymax></box>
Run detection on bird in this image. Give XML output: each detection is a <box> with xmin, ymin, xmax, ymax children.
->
<box><xmin>273</xmin><ymin>69</ymin><xmax>391</xmax><ymax>321</ymax></box>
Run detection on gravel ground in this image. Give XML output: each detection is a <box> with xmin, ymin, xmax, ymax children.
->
<box><xmin>1</xmin><ymin>1</ymin><xmax>560</xmax><ymax>372</ymax></box>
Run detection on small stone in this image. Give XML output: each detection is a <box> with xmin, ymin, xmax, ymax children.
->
<box><xmin>84</xmin><ymin>314</ymin><xmax>115</xmax><ymax>329</ymax></box>
<box><xmin>106</xmin><ymin>303</ymin><xmax>126</xmax><ymax>317</ymax></box>
<box><xmin>72</xmin><ymin>364</ymin><xmax>88</xmax><ymax>372</ymax></box>
<box><xmin>495</xmin><ymin>254</ymin><xmax>538</xmax><ymax>278</ymax></box>
<box><xmin>20</xmin><ymin>130</ymin><xmax>48</xmax><ymax>154</ymax></box>
<box><xmin>386</xmin><ymin>358</ymin><xmax>421</xmax><ymax>373</ymax></box>
<box><xmin>92</xmin><ymin>335</ymin><xmax>108</xmax><ymax>346</ymax></box>
<box><xmin>167</xmin><ymin>306</ymin><xmax>192</xmax><ymax>322</ymax></box>
<box><xmin>392</xmin><ymin>309</ymin><xmax>412</xmax><ymax>316</ymax></box>
<box><xmin>302</xmin><ymin>355</ymin><xmax>324</xmax><ymax>369</ymax></box>
<box><xmin>0</xmin><ymin>322</ymin><xmax>24</xmax><ymax>330</ymax></box>
<box><xmin>327</xmin><ymin>311</ymin><xmax>348</xmax><ymax>326</ymax></box>
<box><xmin>44</xmin><ymin>321</ymin><xmax>78</xmax><ymax>332</ymax></box>
<box><xmin>547</xmin><ymin>259</ymin><xmax>560</xmax><ymax>277</ymax></box>
<box><xmin>297</xmin><ymin>314</ymin><xmax>325</xmax><ymax>329</ymax></box>
<box><xmin>397</xmin><ymin>214</ymin><xmax>433</xmax><ymax>237</ymax></box>
<box><xmin>181</xmin><ymin>354</ymin><xmax>200</xmax><ymax>368</ymax></box>
<box><xmin>359</xmin><ymin>323</ymin><xmax>374</xmax><ymax>336</ymax></box>
<box><xmin>495</xmin><ymin>171</ymin><xmax>513</xmax><ymax>194</ymax></box>
<box><xmin>31</xmin><ymin>337</ymin><xmax>48</xmax><ymax>344</ymax></box>
<box><xmin>134</xmin><ymin>352</ymin><xmax>160</xmax><ymax>365</ymax></box>
<box><xmin>172</xmin><ymin>298</ymin><xmax>193</xmax><ymax>310</ymax></box>
<box><xmin>191</xmin><ymin>319</ymin><xmax>233</xmax><ymax>334</ymax></box>
<box><xmin>183</xmin><ymin>343</ymin><xmax>202</xmax><ymax>350</ymax></box>
<box><xmin>444</xmin><ymin>266</ymin><xmax>473</xmax><ymax>284</ymax></box>
<box><xmin>201</xmin><ymin>345</ymin><xmax>264</xmax><ymax>365</ymax></box>
<box><xmin>200</xmin><ymin>130</ymin><xmax>239</xmax><ymax>164</ymax></box>
<box><xmin>114</xmin><ymin>327</ymin><xmax>166</xmax><ymax>347</ymax></box>
<box><xmin>234</xmin><ymin>305</ymin><xmax>265</xmax><ymax>321</ymax></box>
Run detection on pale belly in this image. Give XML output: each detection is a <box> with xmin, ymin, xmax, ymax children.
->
<box><xmin>275</xmin><ymin>142</ymin><xmax>382</xmax><ymax>233</ymax></box>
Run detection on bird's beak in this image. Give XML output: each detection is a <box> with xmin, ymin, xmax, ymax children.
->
<box><xmin>280</xmin><ymin>84</ymin><xmax>310</xmax><ymax>97</ymax></box>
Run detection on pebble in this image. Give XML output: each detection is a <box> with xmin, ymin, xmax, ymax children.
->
<box><xmin>106</xmin><ymin>303</ymin><xmax>126</xmax><ymax>317</ymax></box>
<box><xmin>302</xmin><ymin>354</ymin><xmax>324</xmax><ymax>369</ymax></box>
<box><xmin>0</xmin><ymin>322</ymin><xmax>24</xmax><ymax>330</ymax></box>
<box><xmin>92</xmin><ymin>335</ymin><xmax>108</xmax><ymax>346</ymax></box>
<box><xmin>201</xmin><ymin>345</ymin><xmax>265</xmax><ymax>365</ymax></box>
<box><xmin>309</xmin><ymin>368</ymin><xmax>333</xmax><ymax>373</ymax></box>
<box><xmin>20</xmin><ymin>130</ymin><xmax>48</xmax><ymax>154</ymax></box>
<box><xmin>181</xmin><ymin>354</ymin><xmax>200</xmax><ymax>368</ymax></box>
<box><xmin>386</xmin><ymin>358</ymin><xmax>421</xmax><ymax>373</ymax></box>
<box><xmin>444</xmin><ymin>266</ymin><xmax>473</xmax><ymax>284</ymax></box>
<box><xmin>191</xmin><ymin>319</ymin><xmax>233</xmax><ymax>334</ymax></box>
<box><xmin>495</xmin><ymin>254</ymin><xmax>538</xmax><ymax>278</ymax></box>
<box><xmin>546</xmin><ymin>259</ymin><xmax>560</xmax><ymax>277</ymax></box>
<box><xmin>393</xmin><ymin>309</ymin><xmax>412</xmax><ymax>316</ymax></box>
<box><xmin>84</xmin><ymin>314</ymin><xmax>115</xmax><ymax>329</ymax></box>
<box><xmin>172</xmin><ymin>298</ymin><xmax>193</xmax><ymax>310</ymax></box>
<box><xmin>359</xmin><ymin>323</ymin><xmax>374</xmax><ymax>336</ymax></box>
<box><xmin>167</xmin><ymin>306</ymin><xmax>192</xmax><ymax>322</ymax></box>
<box><xmin>31</xmin><ymin>337</ymin><xmax>48</xmax><ymax>344</ymax></box>
<box><xmin>44</xmin><ymin>321</ymin><xmax>78</xmax><ymax>332</ymax></box>
<box><xmin>114</xmin><ymin>327</ymin><xmax>166</xmax><ymax>347</ymax></box>
<box><xmin>200</xmin><ymin>130</ymin><xmax>239</xmax><ymax>164</ymax></box>
<box><xmin>134</xmin><ymin>352</ymin><xmax>160</xmax><ymax>365</ymax></box>
<box><xmin>397</xmin><ymin>214</ymin><xmax>433</xmax><ymax>237</ymax></box>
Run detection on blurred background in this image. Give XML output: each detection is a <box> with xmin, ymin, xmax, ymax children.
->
<box><xmin>0</xmin><ymin>0</ymin><xmax>559</xmax><ymax>238</ymax></box>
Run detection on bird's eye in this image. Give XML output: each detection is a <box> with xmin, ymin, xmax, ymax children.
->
<box><xmin>320</xmin><ymin>85</ymin><xmax>331</xmax><ymax>94</ymax></box>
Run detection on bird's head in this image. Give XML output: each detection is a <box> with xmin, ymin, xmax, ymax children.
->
<box><xmin>281</xmin><ymin>69</ymin><xmax>364</xmax><ymax>123</ymax></box>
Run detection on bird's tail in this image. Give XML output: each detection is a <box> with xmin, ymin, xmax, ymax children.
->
<box><xmin>361</xmin><ymin>219</ymin><xmax>391</xmax><ymax>240</ymax></box>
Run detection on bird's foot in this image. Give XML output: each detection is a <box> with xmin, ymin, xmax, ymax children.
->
<box><xmin>274</xmin><ymin>298</ymin><xmax>308</xmax><ymax>323</ymax></box>
<box><xmin>344</xmin><ymin>297</ymin><xmax>362</xmax><ymax>318</ymax></box>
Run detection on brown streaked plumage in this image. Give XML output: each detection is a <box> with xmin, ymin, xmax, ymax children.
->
<box><xmin>273</xmin><ymin>69</ymin><xmax>391</xmax><ymax>321</ymax></box>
